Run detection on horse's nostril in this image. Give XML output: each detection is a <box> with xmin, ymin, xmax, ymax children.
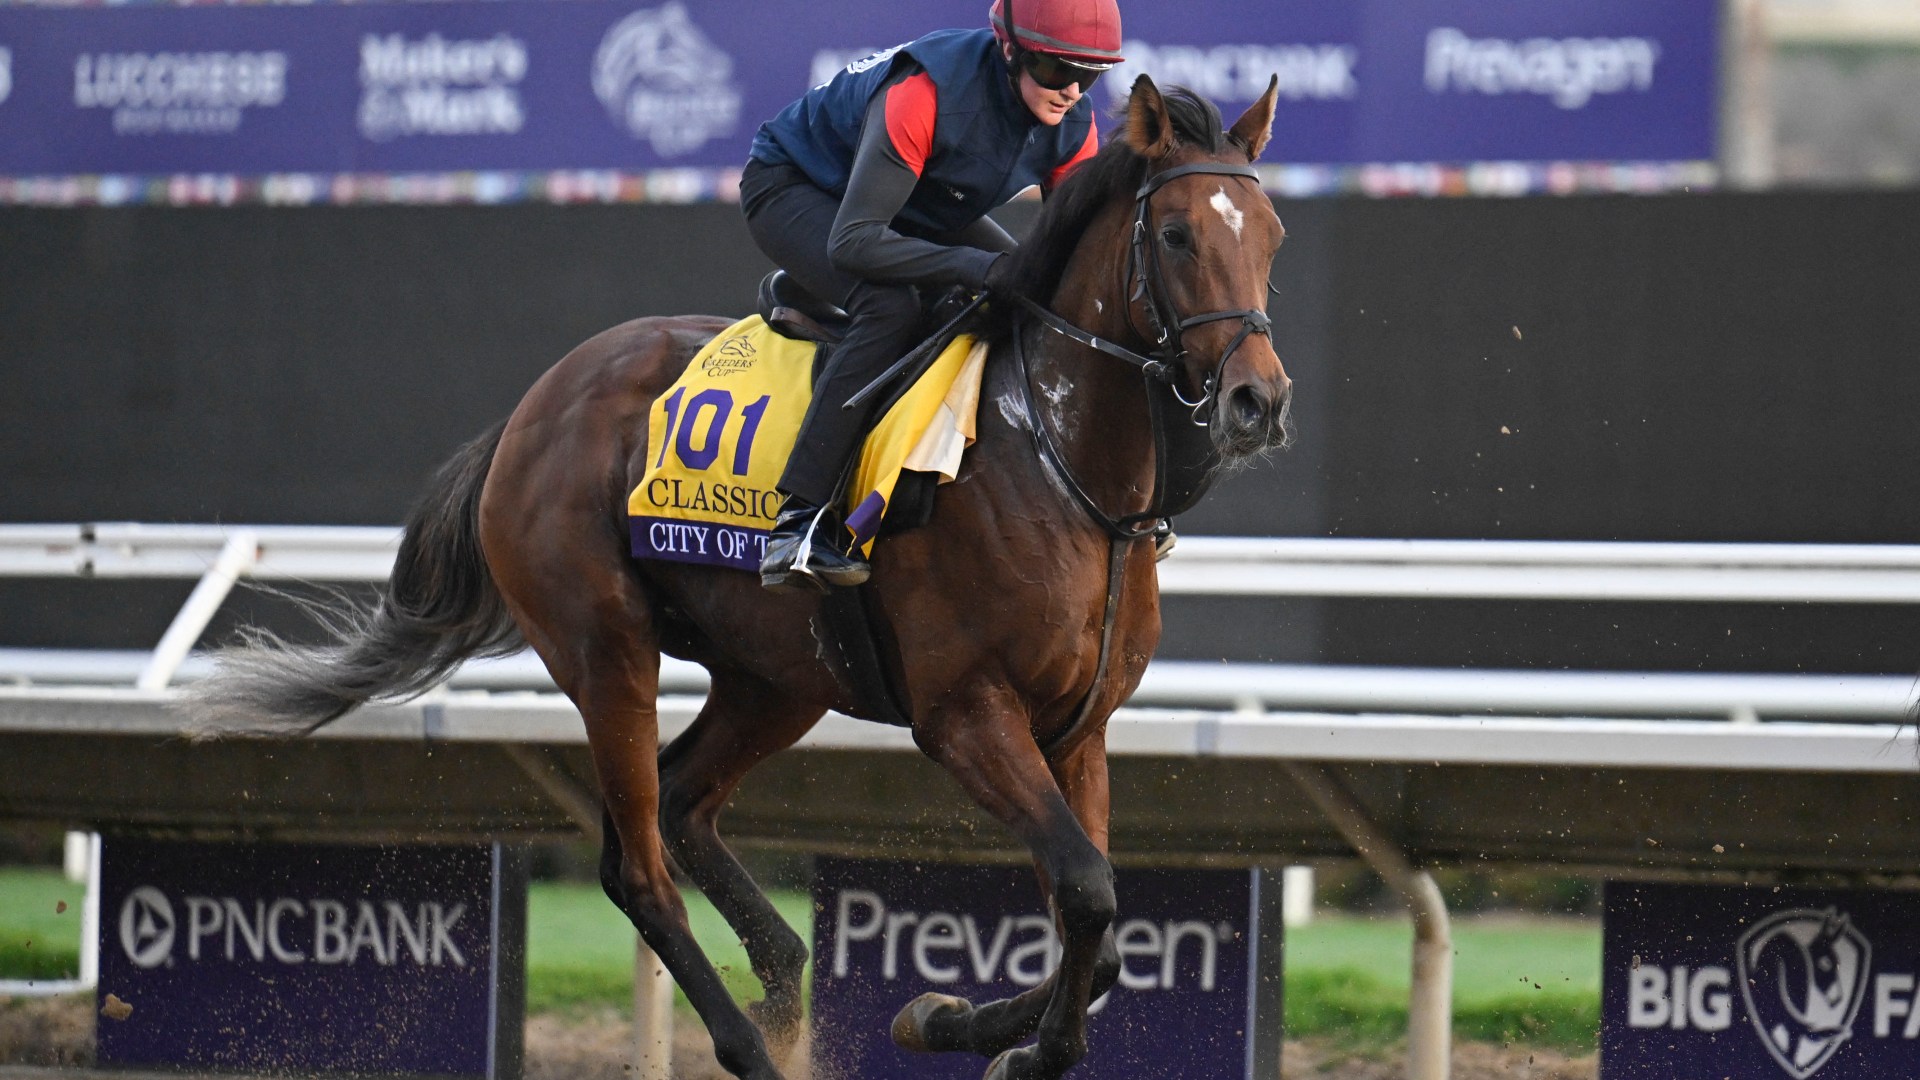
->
<box><xmin>1231</xmin><ymin>386</ymin><xmax>1266</xmax><ymax>428</ymax></box>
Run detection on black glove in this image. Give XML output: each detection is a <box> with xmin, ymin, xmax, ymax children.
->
<box><xmin>982</xmin><ymin>252</ymin><xmax>1017</xmax><ymax>300</ymax></box>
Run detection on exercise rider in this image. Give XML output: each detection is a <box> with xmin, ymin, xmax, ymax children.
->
<box><xmin>740</xmin><ymin>0</ymin><xmax>1122</xmax><ymax>591</ymax></box>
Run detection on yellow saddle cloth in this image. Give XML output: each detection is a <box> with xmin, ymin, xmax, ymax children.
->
<box><xmin>627</xmin><ymin>315</ymin><xmax>985</xmax><ymax>571</ymax></box>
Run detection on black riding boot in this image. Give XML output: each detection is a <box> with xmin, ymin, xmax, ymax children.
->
<box><xmin>760</xmin><ymin>495</ymin><xmax>870</xmax><ymax>592</ymax></box>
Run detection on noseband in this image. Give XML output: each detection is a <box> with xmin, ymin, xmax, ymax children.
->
<box><xmin>1020</xmin><ymin>159</ymin><xmax>1272</xmax><ymax>428</ymax></box>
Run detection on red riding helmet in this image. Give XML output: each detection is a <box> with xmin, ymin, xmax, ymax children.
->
<box><xmin>989</xmin><ymin>0</ymin><xmax>1124</xmax><ymax>68</ymax></box>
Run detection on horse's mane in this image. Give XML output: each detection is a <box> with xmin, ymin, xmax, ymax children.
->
<box><xmin>984</xmin><ymin>86</ymin><xmax>1226</xmax><ymax>339</ymax></box>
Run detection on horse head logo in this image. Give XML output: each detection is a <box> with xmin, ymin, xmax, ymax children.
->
<box><xmin>1737</xmin><ymin>908</ymin><xmax>1872</xmax><ymax>1079</ymax></box>
<box><xmin>591</xmin><ymin>2</ymin><xmax>741</xmax><ymax>157</ymax></box>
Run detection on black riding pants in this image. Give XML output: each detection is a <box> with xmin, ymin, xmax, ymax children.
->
<box><xmin>739</xmin><ymin>160</ymin><xmax>1012</xmax><ymax>507</ymax></box>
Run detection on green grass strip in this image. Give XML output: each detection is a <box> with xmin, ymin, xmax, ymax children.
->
<box><xmin>0</xmin><ymin>869</ymin><xmax>86</xmax><ymax>981</ymax></box>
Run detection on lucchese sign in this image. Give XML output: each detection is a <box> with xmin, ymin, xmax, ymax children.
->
<box><xmin>1603</xmin><ymin>882</ymin><xmax>1920</xmax><ymax>1079</ymax></box>
<box><xmin>97</xmin><ymin>838</ymin><xmax>525</xmax><ymax>1079</ymax></box>
<box><xmin>810</xmin><ymin>858</ymin><xmax>1284</xmax><ymax>1080</ymax></box>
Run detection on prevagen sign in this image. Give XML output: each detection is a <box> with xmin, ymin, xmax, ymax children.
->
<box><xmin>1603</xmin><ymin>882</ymin><xmax>1920</xmax><ymax>1079</ymax></box>
<box><xmin>97</xmin><ymin>837</ymin><xmax>526</xmax><ymax>1078</ymax></box>
<box><xmin>811</xmin><ymin>858</ymin><xmax>1283</xmax><ymax>1080</ymax></box>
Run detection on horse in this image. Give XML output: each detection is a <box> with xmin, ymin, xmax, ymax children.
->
<box><xmin>186</xmin><ymin>75</ymin><xmax>1292</xmax><ymax>1080</ymax></box>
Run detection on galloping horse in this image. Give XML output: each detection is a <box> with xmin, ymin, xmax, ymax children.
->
<box><xmin>189</xmin><ymin>76</ymin><xmax>1291</xmax><ymax>1080</ymax></box>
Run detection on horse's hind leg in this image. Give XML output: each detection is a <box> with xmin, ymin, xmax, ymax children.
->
<box><xmin>903</xmin><ymin>699</ymin><xmax>1116</xmax><ymax>1080</ymax></box>
<box><xmin>658</xmin><ymin>670</ymin><xmax>824</xmax><ymax>1057</ymax></box>
<box><xmin>894</xmin><ymin>734</ymin><xmax>1122</xmax><ymax>1061</ymax></box>
<box><xmin>492</xmin><ymin>565</ymin><xmax>785</xmax><ymax>1079</ymax></box>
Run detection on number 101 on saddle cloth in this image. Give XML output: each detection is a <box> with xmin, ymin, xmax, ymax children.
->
<box><xmin>626</xmin><ymin>314</ymin><xmax>986</xmax><ymax>571</ymax></box>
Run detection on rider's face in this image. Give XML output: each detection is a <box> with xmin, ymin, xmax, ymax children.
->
<box><xmin>1004</xmin><ymin>45</ymin><xmax>1085</xmax><ymax>126</ymax></box>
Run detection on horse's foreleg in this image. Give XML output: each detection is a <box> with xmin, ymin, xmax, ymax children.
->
<box><xmin>658</xmin><ymin>672</ymin><xmax>823</xmax><ymax>1058</ymax></box>
<box><xmin>894</xmin><ymin>733</ymin><xmax>1121</xmax><ymax>1062</ymax></box>
<box><xmin>904</xmin><ymin>706</ymin><xmax>1115</xmax><ymax>1080</ymax></box>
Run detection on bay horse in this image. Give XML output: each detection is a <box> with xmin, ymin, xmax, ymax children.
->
<box><xmin>188</xmin><ymin>76</ymin><xmax>1291</xmax><ymax>1080</ymax></box>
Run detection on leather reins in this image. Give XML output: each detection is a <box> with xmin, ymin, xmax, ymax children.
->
<box><xmin>1014</xmin><ymin>157</ymin><xmax>1272</xmax><ymax>754</ymax></box>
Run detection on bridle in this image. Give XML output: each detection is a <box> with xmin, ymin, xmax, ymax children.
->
<box><xmin>1015</xmin><ymin>155</ymin><xmax>1272</xmax><ymax>541</ymax></box>
<box><xmin>1018</xmin><ymin>158</ymin><xmax>1273</xmax><ymax>430</ymax></box>
<box><xmin>1013</xmin><ymin>153</ymin><xmax>1277</xmax><ymax>755</ymax></box>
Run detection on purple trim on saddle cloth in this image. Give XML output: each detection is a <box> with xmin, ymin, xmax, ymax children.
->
<box><xmin>629</xmin><ymin>515</ymin><xmax>770</xmax><ymax>572</ymax></box>
<box><xmin>845</xmin><ymin>491</ymin><xmax>888</xmax><ymax>547</ymax></box>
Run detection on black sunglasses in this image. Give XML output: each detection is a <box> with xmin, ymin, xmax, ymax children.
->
<box><xmin>1020</xmin><ymin>50</ymin><xmax>1104</xmax><ymax>93</ymax></box>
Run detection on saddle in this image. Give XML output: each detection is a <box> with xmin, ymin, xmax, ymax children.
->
<box><xmin>757</xmin><ymin>270</ymin><xmax>850</xmax><ymax>347</ymax></box>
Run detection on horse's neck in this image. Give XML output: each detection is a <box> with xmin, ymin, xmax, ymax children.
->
<box><xmin>1022</xmin><ymin>255</ymin><xmax>1160</xmax><ymax>517</ymax></box>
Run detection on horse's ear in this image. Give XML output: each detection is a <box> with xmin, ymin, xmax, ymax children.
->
<box><xmin>1124</xmin><ymin>75</ymin><xmax>1175</xmax><ymax>160</ymax></box>
<box><xmin>1227</xmin><ymin>75</ymin><xmax>1280</xmax><ymax>162</ymax></box>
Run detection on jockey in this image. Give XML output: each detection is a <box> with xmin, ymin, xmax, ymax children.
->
<box><xmin>742</xmin><ymin>0</ymin><xmax>1121</xmax><ymax>592</ymax></box>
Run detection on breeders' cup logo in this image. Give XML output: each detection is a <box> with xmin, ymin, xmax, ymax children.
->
<box><xmin>700</xmin><ymin>334</ymin><xmax>755</xmax><ymax>377</ymax></box>
<box><xmin>119</xmin><ymin>886</ymin><xmax>177</xmax><ymax>969</ymax></box>
<box><xmin>1737</xmin><ymin>908</ymin><xmax>1872</xmax><ymax>1079</ymax></box>
<box><xmin>0</xmin><ymin>47</ymin><xmax>13</xmax><ymax>106</ymax></box>
<box><xmin>592</xmin><ymin>2</ymin><xmax>741</xmax><ymax>157</ymax></box>
<box><xmin>358</xmin><ymin>33</ymin><xmax>528</xmax><ymax>141</ymax></box>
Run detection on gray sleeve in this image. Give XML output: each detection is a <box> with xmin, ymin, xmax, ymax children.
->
<box><xmin>826</xmin><ymin>88</ymin><xmax>1003</xmax><ymax>291</ymax></box>
<box><xmin>939</xmin><ymin>213</ymin><xmax>1020</xmax><ymax>255</ymax></box>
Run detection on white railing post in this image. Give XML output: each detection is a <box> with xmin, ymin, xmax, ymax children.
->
<box><xmin>1284</xmin><ymin>761</ymin><xmax>1453</xmax><ymax>1080</ymax></box>
<box><xmin>135</xmin><ymin>530</ymin><xmax>258</xmax><ymax>691</ymax></box>
<box><xmin>633</xmin><ymin>938</ymin><xmax>675</xmax><ymax>1080</ymax></box>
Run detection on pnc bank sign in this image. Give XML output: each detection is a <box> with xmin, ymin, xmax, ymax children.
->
<box><xmin>1603</xmin><ymin>882</ymin><xmax>1920</xmax><ymax>1079</ymax></box>
<box><xmin>96</xmin><ymin>838</ymin><xmax>525</xmax><ymax>1079</ymax></box>
<box><xmin>117</xmin><ymin>883</ymin><xmax>471</xmax><ymax>969</ymax></box>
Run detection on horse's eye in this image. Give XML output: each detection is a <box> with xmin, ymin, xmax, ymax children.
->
<box><xmin>1160</xmin><ymin>225</ymin><xmax>1189</xmax><ymax>250</ymax></box>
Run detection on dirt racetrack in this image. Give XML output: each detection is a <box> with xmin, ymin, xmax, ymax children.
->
<box><xmin>3</xmin><ymin>995</ymin><xmax>1595</xmax><ymax>1080</ymax></box>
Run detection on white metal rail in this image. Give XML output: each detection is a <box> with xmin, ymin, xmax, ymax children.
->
<box><xmin>13</xmin><ymin>523</ymin><xmax>1920</xmax><ymax>602</ymax></box>
<box><xmin>2</xmin><ymin>523</ymin><xmax>1917</xmax><ymax>724</ymax></box>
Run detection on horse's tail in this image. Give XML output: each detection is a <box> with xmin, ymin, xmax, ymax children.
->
<box><xmin>181</xmin><ymin>421</ymin><xmax>523</xmax><ymax>738</ymax></box>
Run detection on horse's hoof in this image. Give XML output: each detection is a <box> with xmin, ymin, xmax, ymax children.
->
<box><xmin>892</xmin><ymin>992</ymin><xmax>970</xmax><ymax>1052</ymax></box>
<box><xmin>982</xmin><ymin>1046</ymin><xmax>1033</xmax><ymax>1080</ymax></box>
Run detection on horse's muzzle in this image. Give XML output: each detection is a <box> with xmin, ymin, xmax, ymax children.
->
<box><xmin>1214</xmin><ymin>377</ymin><xmax>1294</xmax><ymax>457</ymax></box>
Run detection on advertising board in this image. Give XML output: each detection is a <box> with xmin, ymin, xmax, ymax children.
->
<box><xmin>0</xmin><ymin>0</ymin><xmax>1719</xmax><ymax>203</ymax></box>
<box><xmin>96</xmin><ymin>837</ymin><xmax>526</xmax><ymax>1078</ymax></box>
<box><xmin>1603</xmin><ymin>881</ymin><xmax>1920</xmax><ymax>1079</ymax></box>
<box><xmin>810</xmin><ymin>857</ymin><xmax>1283</xmax><ymax>1079</ymax></box>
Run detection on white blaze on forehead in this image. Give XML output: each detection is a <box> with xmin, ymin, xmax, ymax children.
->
<box><xmin>1210</xmin><ymin>187</ymin><xmax>1244</xmax><ymax>241</ymax></box>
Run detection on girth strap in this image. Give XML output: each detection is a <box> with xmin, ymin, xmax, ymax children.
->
<box><xmin>1040</xmin><ymin>534</ymin><xmax>1132</xmax><ymax>756</ymax></box>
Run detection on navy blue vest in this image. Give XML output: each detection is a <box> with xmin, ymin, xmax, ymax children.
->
<box><xmin>749</xmin><ymin>29</ymin><xmax>1095</xmax><ymax>236</ymax></box>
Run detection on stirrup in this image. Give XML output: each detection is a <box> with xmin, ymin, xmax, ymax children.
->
<box><xmin>760</xmin><ymin>501</ymin><xmax>870</xmax><ymax>592</ymax></box>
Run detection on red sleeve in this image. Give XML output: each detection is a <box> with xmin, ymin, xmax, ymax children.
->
<box><xmin>1047</xmin><ymin>122</ymin><xmax>1100</xmax><ymax>191</ymax></box>
<box><xmin>882</xmin><ymin>72</ymin><xmax>938</xmax><ymax>178</ymax></box>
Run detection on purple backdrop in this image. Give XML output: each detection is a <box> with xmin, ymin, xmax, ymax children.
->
<box><xmin>0</xmin><ymin>0</ymin><xmax>1717</xmax><ymax>180</ymax></box>
<box><xmin>1604</xmin><ymin>881</ymin><xmax>1920</xmax><ymax>1079</ymax></box>
<box><xmin>96</xmin><ymin>837</ymin><xmax>524</xmax><ymax>1078</ymax></box>
<box><xmin>810</xmin><ymin>857</ymin><xmax>1283</xmax><ymax>1079</ymax></box>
